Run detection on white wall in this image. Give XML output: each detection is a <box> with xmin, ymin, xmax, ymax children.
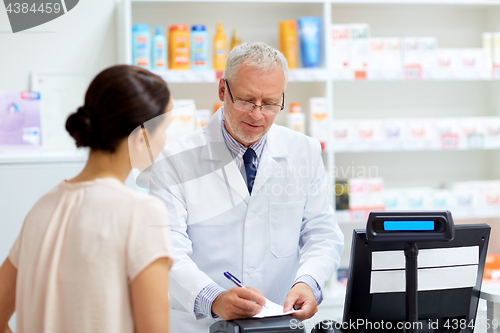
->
<box><xmin>0</xmin><ymin>0</ymin><xmax>119</xmax><ymax>242</ymax></box>
<box><xmin>0</xmin><ymin>0</ymin><xmax>118</xmax><ymax>91</ymax></box>
<box><xmin>0</xmin><ymin>2</ymin><xmax>119</xmax><ymax>330</ymax></box>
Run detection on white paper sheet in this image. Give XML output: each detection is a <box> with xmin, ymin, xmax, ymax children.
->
<box><xmin>370</xmin><ymin>265</ymin><xmax>478</xmax><ymax>294</ymax></box>
<box><xmin>252</xmin><ymin>297</ymin><xmax>300</xmax><ymax>318</ymax></box>
<box><xmin>372</xmin><ymin>246</ymin><xmax>479</xmax><ymax>270</ymax></box>
<box><xmin>31</xmin><ymin>73</ymin><xmax>87</xmax><ymax>149</ymax></box>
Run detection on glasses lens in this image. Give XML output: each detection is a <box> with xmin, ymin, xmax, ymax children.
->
<box><xmin>262</xmin><ymin>105</ymin><xmax>281</xmax><ymax>115</ymax></box>
<box><xmin>234</xmin><ymin>100</ymin><xmax>255</xmax><ymax>112</ymax></box>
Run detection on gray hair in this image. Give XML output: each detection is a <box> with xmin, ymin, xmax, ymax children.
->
<box><xmin>222</xmin><ymin>42</ymin><xmax>288</xmax><ymax>88</ymax></box>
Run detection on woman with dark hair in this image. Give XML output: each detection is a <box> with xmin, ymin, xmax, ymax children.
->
<box><xmin>0</xmin><ymin>65</ymin><xmax>174</xmax><ymax>333</ymax></box>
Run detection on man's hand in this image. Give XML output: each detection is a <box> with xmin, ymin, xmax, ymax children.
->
<box><xmin>212</xmin><ymin>287</ymin><xmax>266</xmax><ymax>321</ymax></box>
<box><xmin>283</xmin><ymin>282</ymin><xmax>318</xmax><ymax>321</ymax></box>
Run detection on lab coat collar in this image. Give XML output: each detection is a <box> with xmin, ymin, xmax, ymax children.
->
<box><xmin>201</xmin><ymin>107</ymin><xmax>290</xmax><ymax>161</ymax></box>
<box><xmin>199</xmin><ymin>108</ymin><xmax>228</xmax><ymax>162</ymax></box>
<box><xmin>199</xmin><ymin>107</ymin><xmax>290</xmax><ymax>198</ymax></box>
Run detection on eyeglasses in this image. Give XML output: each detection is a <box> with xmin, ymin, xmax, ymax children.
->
<box><xmin>224</xmin><ymin>79</ymin><xmax>284</xmax><ymax>116</ymax></box>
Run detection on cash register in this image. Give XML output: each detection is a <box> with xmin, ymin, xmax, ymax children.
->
<box><xmin>209</xmin><ymin>315</ymin><xmax>304</xmax><ymax>333</ymax></box>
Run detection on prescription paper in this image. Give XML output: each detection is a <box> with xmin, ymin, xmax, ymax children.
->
<box><xmin>253</xmin><ymin>297</ymin><xmax>301</xmax><ymax>318</ymax></box>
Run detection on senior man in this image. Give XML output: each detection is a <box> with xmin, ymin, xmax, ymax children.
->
<box><xmin>150</xmin><ymin>41</ymin><xmax>344</xmax><ymax>333</ymax></box>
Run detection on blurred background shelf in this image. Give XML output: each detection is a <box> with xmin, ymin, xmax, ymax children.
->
<box><xmin>0</xmin><ymin>149</ymin><xmax>89</xmax><ymax>165</ymax></box>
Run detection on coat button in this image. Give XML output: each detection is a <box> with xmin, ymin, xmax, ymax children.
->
<box><xmin>247</xmin><ymin>268</ymin><xmax>255</xmax><ymax>276</ymax></box>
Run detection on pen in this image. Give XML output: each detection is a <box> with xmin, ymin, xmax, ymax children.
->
<box><xmin>224</xmin><ymin>271</ymin><xmax>244</xmax><ymax>288</ymax></box>
<box><xmin>224</xmin><ymin>271</ymin><xmax>270</xmax><ymax>310</ymax></box>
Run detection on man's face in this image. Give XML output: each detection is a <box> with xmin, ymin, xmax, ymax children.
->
<box><xmin>218</xmin><ymin>62</ymin><xmax>285</xmax><ymax>146</ymax></box>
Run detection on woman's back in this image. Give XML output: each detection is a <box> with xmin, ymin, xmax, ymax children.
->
<box><xmin>10</xmin><ymin>177</ymin><xmax>172</xmax><ymax>333</ymax></box>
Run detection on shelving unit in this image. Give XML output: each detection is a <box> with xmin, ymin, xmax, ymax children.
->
<box><xmin>116</xmin><ymin>0</ymin><xmax>500</xmax><ymax>259</ymax></box>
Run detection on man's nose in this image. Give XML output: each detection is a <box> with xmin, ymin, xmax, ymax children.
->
<box><xmin>248</xmin><ymin>105</ymin><xmax>264</xmax><ymax>120</ymax></box>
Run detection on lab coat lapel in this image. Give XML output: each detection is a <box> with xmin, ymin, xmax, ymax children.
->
<box><xmin>252</xmin><ymin>124</ymin><xmax>289</xmax><ymax>195</ymax></box>
<box><xmin>200</xmin><ymin>108</ymin><xmax>250</xmax><ymax>204</ymax></box>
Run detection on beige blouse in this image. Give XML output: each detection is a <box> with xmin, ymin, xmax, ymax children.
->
<box><xmin>9</xmin><ymin>177</ymin><xmax>173</xmax><ymax>333</ymax></box>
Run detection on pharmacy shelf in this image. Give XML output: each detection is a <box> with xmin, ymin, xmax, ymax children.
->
<box><xmin>131</xmin><ymin>0</ymin><xmax>325</xmax><ymax>3</ymax></box>
<box><xmin>339</xmin><ymin>69</ymin><xmax>494</xmax><ymax>81</ymax></box>
<box><xmin>333</xmin><ymin>144</ymin><xmax>500</xmax><ymax>153</ymax></box>
<box><xmin>0</xmin><ymin>150</ymin><xmax>88</xmax><ymax>165</ymax></box>
<box><xmin>153</xmin><ymin>69</ymin><xmax>496</xmax><ymax>83</ymax></box>
<box><xmin>131</xmin><ymin>0</ymin><xmax>500</xmax><ymax>4</ymax></box>
<box><xmin>336</xmin><ymin>209</ymin><xmax>500</xmax><ymax>224</ymax></box>
<box><xmin>153</xmin><ymin>68</ymin><xmax>329</xmax><ymax>83</ymax></box>
<box><xmin>330</xmin><ymin>0</ymin><xmax>500</xmax><ymax>4</ymax></box>
<box><xmin>153</xmin><ymin>70</ymin><xmax>218</xmax><ymax>83</ymax></box>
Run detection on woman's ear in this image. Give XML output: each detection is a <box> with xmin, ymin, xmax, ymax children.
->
<box><xmin>128</xmin><ymin>128</ymin><xmax>147</xmax><ymax>153</ymax></box>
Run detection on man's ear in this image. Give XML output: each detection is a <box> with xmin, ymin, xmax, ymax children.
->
<box><xmin>218</xmin><ymin>78</ymin><xmax>225</xmax><ymax>102</ymax></box>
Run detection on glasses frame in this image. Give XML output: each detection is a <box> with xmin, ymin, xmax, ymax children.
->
<box><xmin>224</xmin><ymin>79</ymin><xmax>285</xmax><ymax>115</ymax></box>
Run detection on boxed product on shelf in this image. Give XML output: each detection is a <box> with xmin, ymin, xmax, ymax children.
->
<box><xmin>419</xmin><ymin>37</ymin><xmax>438</xmax><ymax>73</ymax></box>
<box><xmin>332</xmin><ymin>117</ymin><xmax>500</xmax><ymax>152</ymax></box>
<box><xmin>196</xmin><ymin>109</ymin><xmax>211</xmax><ymax>128</ymax></box>
<box><xmin>166</xmin><ymin>99</ymin><xmax>197</xmax><ymax>145</ymax></box>
<box><xmin>383</xmin><ymin>188</ymin><xmax>405</xmax><ymax>210</ymax></box>
<box><xmin>451</xmin><ymin>181</ymin><xmax>485</xmax><ymax>217</ymax></box>
<box><xmin>330</xmin><ymin>25</ymin><xmax>350</xmax><ymax>70</ymax></box>
<box><xmin>335</xmin><ymin>179</ymin><xmax>349</xmax><ymax>210</ymax></box>
<box><xmin>402</xmin><ymin>37</ymin><xmax>422</xmax><ymax>79</ymax></box>
<box><xmin>435</xmin><ymin>118</ymin><xmax>461</xmax><ymax>149</ymax></box>
<box><xmin>406</xmin><ymin>187</ymin><xmax>434</xmax><ymax>209</ymax></box>
<box><xmin>385</xmin><ymin>188</ymin><xmax>439</xmax><ymax>211</ymax></box>
<box><xmin>484</xmin><ymin>181</ymin><xmax>500</xmax><ymax>207</ymax></box>
<box><xmin>349</xmin><ymin>24</ymin><xmax>370</xmax><ymax>78</ymax></box>
<box><xmin>348</xmin><ymin>177</ymin><xmax>384</xmax><ymax>222</ymax></box>
<box><xmin>332</xmin><ymin>119</ymin><xmax>355</xmax><ymax>152</ymax></box>
<box><xmin>493</xmin><ymin>32</ymin><xmax>500</xmax><ymax>77</ymax></box>
<box><xmin>402</xmin><ymin>118</ymin><xmax>437</xmax><ymax>150</ymax></box>
<box><xmin>368</xmin><ymin>38</ymin><xmax>385</xmax><ymax>69</ymax></box>
<box><xmin>341</xmin><ymin>179</ymin><xmax>500</xmax><ymax>222</ymax></box>
<box><xmin>454</xmin><ymin>49</ymin><xmax>490</xmax><ymax>80</ymax></box>
<box><xmin>459</xmin><ymin>117</ymin><xmax>486</xmax><ymax>149</ymax></box>
<box><xmin>432</xmin><ymin>189</ymin><xmax>456</xmax><ymax>210</ymax></box>
<box><xmin>434</xmin><ymin>49</ymin><xmax>461</xmax><ymax>79</ymax></box>
<box><xmin>367</xmin><ymin>37</ymin><xmax>405</xmax><ymax>80</ymax></box>
<box><xmin>309</xmin><ymin>97</ymin><xmax>328</xmax><ymax>151</ymax></box>
<box><xmin>483</xmin><ymin>254</ymin><xmax>500</xmax><ymax>281</ymax></box>
<box><xmin>380</xmin><ymin>118</ymin><xmax>405</xmax><ymax>151</ymax></box>
<box><xmin>286</xmin><ymin>102</ymin><xmax>306</xmax><ymax>134</ymax></box>
<box><xmin>485</xmin><ymin>117</ymin><xmax>500</xmax><ymax>149</ymax></box>
<box><xmin>459</xmin><ymin>49</ymin><xmax>488</xmax><ymax>70</ymax></box>
<box><xmin>366</xmin><ymin>178</ymin><xmax>384</xmax><ymax>208</ymax></box>
<box><xmin>368</xmin><ymin>37</ymin><xmax>404</xmax><ymax>80</ymax></box>
<box><xmin>385</xmin><ymin>38</ymin><xmax>403</xmax><ymax>70</ymax></box>
<box><xmin>351</xmin><ymin>119</ymin><xmax>385</xmax><ymax>151</ymax></box>
<box><xmin>483</xmin><ymin>32</ymin><xmax>494</xmax><ymax>69</ymax></box>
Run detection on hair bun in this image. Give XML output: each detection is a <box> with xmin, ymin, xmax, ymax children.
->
<box><xmin>65</xmin><ymin>105</ymin><xmax>98</xmax><ymax>149</ymax></box>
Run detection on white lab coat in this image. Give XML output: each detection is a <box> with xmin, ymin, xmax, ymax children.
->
<box><xmin>150</xmin><ymin>108</ymin><xmax>344</xmax><ymax>333</ymax></box>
